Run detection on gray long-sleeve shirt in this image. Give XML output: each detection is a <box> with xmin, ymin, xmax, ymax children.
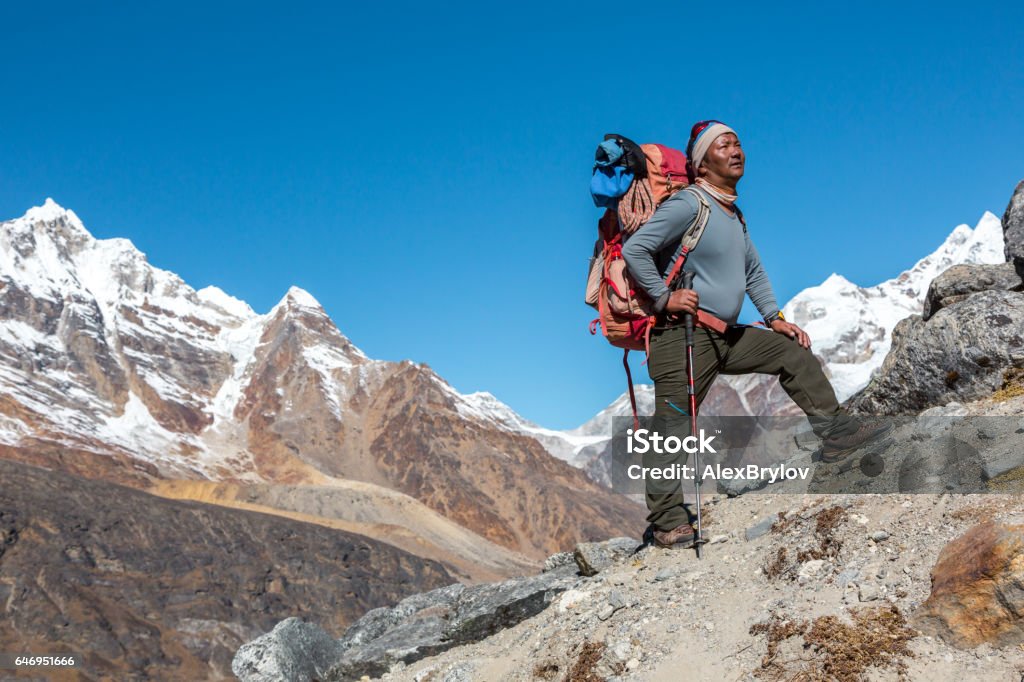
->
<box><xmin>620</xmin><ymin>186</ymin><xmax>780</xmax><ymax>326</ymax></box>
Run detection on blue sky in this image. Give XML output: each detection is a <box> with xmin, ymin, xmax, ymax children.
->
<box><xmin>2</xmin><ymin>1</ymin><xmax>1022</xmax><ymax>429</ymax></box>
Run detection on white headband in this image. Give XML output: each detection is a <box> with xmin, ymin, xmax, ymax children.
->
<box><xmin>691</xmin><ymin>123</ymin><xmax>737</xmax><ymax>172</ymax></box>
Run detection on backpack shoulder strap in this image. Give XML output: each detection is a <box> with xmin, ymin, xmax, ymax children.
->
<box><xmin>735</xmin><ymin>203</ymin><xmax>747</xmax><ymax>233</ymax></box>
<box><xmin>662</xmin><ymin>187</ymin><xmax>712</xmax><ymax>289</ymax></box>
<box><xmin>679</xmin><ymin>186</ymin><xmax>712</xmax><ymax>252</ymax></box>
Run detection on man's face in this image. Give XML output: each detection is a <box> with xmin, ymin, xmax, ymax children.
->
<box><xmin>699</xmin><ymin>132</ymin><xmax>744</xmax><ymax>181</ymax></box>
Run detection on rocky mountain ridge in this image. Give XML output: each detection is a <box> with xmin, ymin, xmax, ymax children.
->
<box><xmin>0</xmin><ymin>199</ymin><xmax>644</xmax><ymax>564</ymax></box>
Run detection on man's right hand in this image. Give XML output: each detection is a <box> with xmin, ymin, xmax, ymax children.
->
<box><xmin>664</xmin><ymin>288</ymin><xmax>699</xmax><ymax>317</ymax></box>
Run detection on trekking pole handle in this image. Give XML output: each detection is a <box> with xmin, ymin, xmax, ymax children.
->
<box><xmin>682</xmin><ymin>271</ymin><xmax>696</xmax><ymax>346</ymax></box>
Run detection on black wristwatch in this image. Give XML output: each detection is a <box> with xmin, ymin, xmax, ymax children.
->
<box><xmin>764</xmin><ymin>311</ymin><xmax>786</xmax><ymax>326</ymax></box>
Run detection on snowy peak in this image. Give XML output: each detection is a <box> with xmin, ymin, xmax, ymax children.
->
<box><xmin>883</xmin><ymin>212</ymin><xmax>1004</xmax><ymax>294</ymax></box>
<box><xmin>21</xmin><ymin>197</ymin><xmax>88</xmax><ymax>233</ymax></box>
<box><xmin>820</xmin><ymin>273</ymin><xmax>856</xmax><ymax>290</ymax></box>
<box><xmin>282</xmin><ymin>285</ymin><xmax>324</xmax><ymax>311</ymax></box>
<box><xmin>197</xmin><ymin>286</ymin><xmax>256</xmax><ymax>320</ymax></box>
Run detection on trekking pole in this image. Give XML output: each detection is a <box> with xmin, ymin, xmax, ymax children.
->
<box><xmin>681</xmin><ymin>270</ymin><xmax>705</xmax><ymax>559</ymax></box>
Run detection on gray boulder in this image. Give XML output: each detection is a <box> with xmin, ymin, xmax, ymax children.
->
<box><xmin>232</xmin><ymin>617</ymin><xmax>344</xmax><ymax>682</ymax></box>
<box><xmin>850</xmin><ymin>290</ymin><xmax>1024</xmax><ymax>415</ymax></box>
<box><xmin>325</xmin><ymin>571</ymin><xmax>577</xmax><ymax>680</ymax></box>
<box><xmin>573</xmin><ymin>536</ymin><xmax>638</xmax><ymax>576</ymax></box>
<box><xmin>923</xmin><ymin>263</ymin><xmax>1022</xmax><ymax>320</ymax></box>
<box><xmin>1004</xmin><ymin>179</ymin><xmax>1024</xmax><ymax>278</ymax></box>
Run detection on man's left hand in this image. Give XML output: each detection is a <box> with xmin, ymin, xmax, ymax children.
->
<box><xmin>770</xmin><ymin>319</ymin><xmax>811</xmax><ymax>349</ymax></box>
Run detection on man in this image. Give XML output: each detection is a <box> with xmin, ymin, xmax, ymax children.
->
<box><xmin>621</xmin><ymin>120</ymin><xmax>891</xmax><ymax>549</ymax></box>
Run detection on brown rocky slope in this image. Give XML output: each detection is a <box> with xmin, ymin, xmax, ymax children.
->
<box><xmin>0</xmin><ymin>458</ymin><xmax>454</xmax><ymax>681</ymax></box>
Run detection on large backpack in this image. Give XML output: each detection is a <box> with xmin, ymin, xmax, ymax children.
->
<box><xmin>584</xmin><ymin>135</ymin><xmax>713</xmax><ymax>426</ymax></box>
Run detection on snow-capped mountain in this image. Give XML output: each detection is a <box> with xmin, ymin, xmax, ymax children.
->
<box><xmin>0</xmin><ymin>199</ymin><xmax>643</xmax><ymax>558</ymax></box>
<box><xmin>0</xmin><ymin>199</ymin><xmax>1003</xmax><ymax>493</ymax></box>
<box><xmin>0</xmin><ymin>198</ymin><xmax>368</xmax><ymax>479</ymax></box>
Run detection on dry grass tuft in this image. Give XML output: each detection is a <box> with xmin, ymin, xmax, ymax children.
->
<box><xmin>565</xmin><ymin>641</ymin><xmax>607</xmax><ymax>682</ymax></box>
<box><xmin>532</xmin><ymin>660</ymin><xmax>560</xmax><ymax>680</ymax></box>
<box><xmin>949</xmin><ymin>499</ymin><xmax>1004</xmax><ymax>521</ymax></box>
<box><xmin>762</xmin><ymin>547</ymin><xmax>791</xmax><ymax>580</ymax></box>
<box><xmin>796</xmin><ymin>505</ymin><xmax>845</xmax><ymax>562</ymax></box>
<box><xmin>770</xmin><ymin>510</ymin><xmax>798</xmax><ymax>534</ymax></box>
<box><xmin>764</xmin><ymin>506</ymin><xmax>847</xmax><ymax>580</ymax></box>
<box><xmin>750</xmin><ymin>605</ymin><xmax>916</xmax><ymax>681</ymax></box>
<box><xmin>991</xmin><ymin>367</ymin><xmax>1024</xmax><ymax>401</ymax></box>
<box><xmin>803</xmin><ymin>605</ymin><xmax>916</xmax><ymax>680</ymax></box>
<box><xmin>750</xmin><ymin>614</ymin><xmax>807</xmax><ymax>674</ymax></box>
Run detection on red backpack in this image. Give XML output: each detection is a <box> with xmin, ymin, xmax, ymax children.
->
<box><xmin>585</xmin><ymin>138</ymin><xmax>713</xmax><ymax>425</ymax></box>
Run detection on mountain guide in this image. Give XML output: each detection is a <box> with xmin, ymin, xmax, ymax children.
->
<box><xmin>593</xmin><ymin>120</ymin><xmax>893</xmax><ymax>550</ymax></box>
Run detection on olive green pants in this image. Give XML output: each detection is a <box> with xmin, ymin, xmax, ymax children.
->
<box><xmin>644</xmin><ymin>324</ymin><xmax>856</xmax><ymax>531</ymax></box>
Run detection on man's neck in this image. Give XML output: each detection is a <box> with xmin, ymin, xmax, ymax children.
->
<box><xmin>701</xmin><ymin>174</ymin><xmax>739</xmax><ymax>194</ymax></box>
<box><xmin>696</xmin><ymin>177</ymin><xmax>739</xmax><ymax>214</ymax></box>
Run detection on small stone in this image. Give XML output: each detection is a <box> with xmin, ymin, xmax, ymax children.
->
<box><xmin>557</xmin><ymin>589</ymin><xmax>593</xmax><ymax>613</ymax></box>
<box><xmin>608</xmin><ymin>589</ymin><xmax>626</xmax><ymax>610</ymax></box>
<box><xmin>859</xmin><ymin>584</ymin><xmax>882</xmax><ymax>602</ymax></box>
<box><xmin>798</xmin><ymin>559</ymin><xmax>826</xmax><ymax>584</ymax></box>
<box><xmin>870</xmin><ymin>530</ymin><xmax>891</xmax><ymax>542</ymax></box>
<box><xmin>704</xmin><ymin>621</ymin><xmax>715</xmax><ymax>632</ymax></box>
<box><xmin>709</xmin><ymin>534</ymin><xmax>729</xmax><ymax>545</ymax></box>
<box><xmin>745</xmin><ymin>516</ymin><xmax>776</xmax><ymax>541</ymax></box>
<box><xmin>836</xmin><ymin>567</ymin><xmax>860</xmax><ymax>587</ymax></box>
<box><xmin>654</xmin><ymin>568</ymin><xmax>675</xmax><ymax>582</ymax></box>
<box><xmin>597</xmin><ymin>605</ymin><xmax>616</xmax><ymax>621</ymax></box>
<box><xmin>625</xmin><ymin>658</ymin><xmax>640</xmax><ymax>671</ymax></box>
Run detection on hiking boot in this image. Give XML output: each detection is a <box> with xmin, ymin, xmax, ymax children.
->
<box><xmin>652</xmin><ymin>523</ymin><xmax>705</xmax><ymax>549</ymax></box>
<box><xmin>821</xmin><ymin>419</ymin><xmax>894</xmax><ymax>463</ymax></box>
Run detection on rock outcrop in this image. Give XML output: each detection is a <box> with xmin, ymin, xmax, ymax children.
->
<box><xmin>231</xmin><ymin>619</ymin><xmax>345</xmax><ymax>682</ymax></box>
<box><xmin>916</xmin><ymin>521</ymin><xmax>1024</xmax><ymax>648</ymax></box>
<box><xmin>233</xmin><ymin>568</ymin><xmax>581</xmax><ymax>681</ymax></box>
<box><xmin>0</xmin><ymin>459</ymin><xmax>452</xmax><ymax>681</ymax></box>
<box><xmin>850</xmin><ymin>290</ymin><xmax>1024</xmax><ymax>414</ymax></box>
<box><xmin>923</xmin><ymin>262</ymin><xmax>1022</xmax><ymax>320</ymax></box>
<box><xmin>850</xmin><ymin>181</ymin><xmax>1024</xmax><ymax>415</ymax></box>
<box><xmin>1004</xmin><ymin>179</ymin><xmax>1024</xmax><ymax>278</ymax></box>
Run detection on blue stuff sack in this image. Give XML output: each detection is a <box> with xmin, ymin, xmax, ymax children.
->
<box><xmin>590</xmin><ymin>166</ymin><xmax>634</xmax><ymax>207</ymax></box>
<box><xmin>595</xmin><ymin>139</ymin><xmax>625</xmax><ymax>167</ymax></box>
